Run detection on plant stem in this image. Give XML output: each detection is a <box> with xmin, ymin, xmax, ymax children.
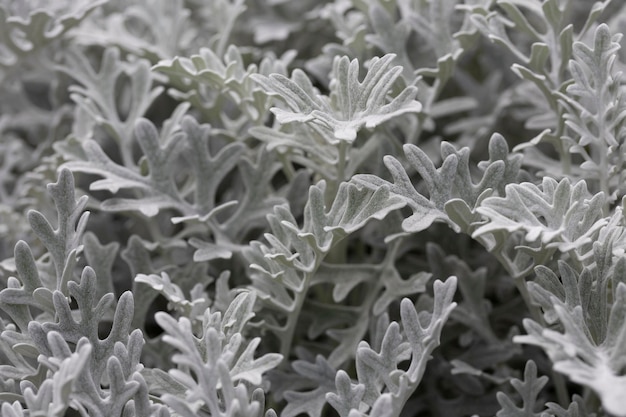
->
<box><xmin>325</xmin><ymin>140</ymin><xmax>349</xmax><ymax>207</ymax></box>
<box><xmin>278</xmin><ymin>260</ymin><xmax>319</xmax><ymax>361</ymax></box>
<box><xmin>277</xmin><ymin>151</ymin><xmax>296</xmax><ymax>181</ymax></box>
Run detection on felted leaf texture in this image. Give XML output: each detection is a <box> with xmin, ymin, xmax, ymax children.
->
<box><xmin>64</xmin><ymin>113</ymin><xmax>282</xmax><ymax>260</ymax></box>
<box><xmin>1</xmin><ymin>341</ymin><xmax>91</xmax><ymax>417</ymax></box>
<box><xmin>155</xmin><ymin>291</ymin><xmax>281</xmax><ymax>416</ymax></box>
<box><xmin>559</xmin><ymin>23</ymin><xmax>626</xmax><ymax>201</ymax></box>
<box><xmin>473</xmin><ymin>177</ymin><xmax>606</xmax><ymax>255</ymax></box>
<box><xmin>517</xmin><ymin>257</ymin><xmax>626</xmax><ymax>416</ymax></box>
<box><xmin>154</xmin><ymin>44</ymin><xmax>294</xmax><ymax>123</ymax></box>
<box><xmin>0</xmin><ymin>168</ymin><xmax>89</xmax><ymax>340</ymax></box>
<box><xmin>252</xmin><ymin>53</ymin><xmax>422</xmax><ymax>142</ymax></box>
<box><xmin>60</xmin><ymin>46</ymin><xmax>164</xmax><ymax>166</ymax></box>
<box><xmin>246</xmin><ymin>180</ymin><xmax>405</xmax><ymax>358</ymax></box>
<box><xmin>3</xmin><ymin>1</ymin><xmax>626</xmax><ymax>417</ymax></box>
<box><xmin>326</xmin><ymin>277</ymin><xmax>458</xmax><ymax>417</ymax></box>
<box><xmin>495</xmin><ymin>360</ymin><xmax>547</xmax><ymax>417</ymax></box>
<box><xmin>354</xmin><ymin>132</ymin><xmax>522</xmax><ymax>234</ymax></box>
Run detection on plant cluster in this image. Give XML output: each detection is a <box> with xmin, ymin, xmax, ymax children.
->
<box><xmin>1</xmin><ymin>0</ymin><xmax>626</xmax><ymax>416</ymax></box>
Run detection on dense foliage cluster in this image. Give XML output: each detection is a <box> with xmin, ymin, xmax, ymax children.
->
<box><xmin>1</xmin><ymin>0</ymin><xmax>626</xmax><ymax>416</ymax></box>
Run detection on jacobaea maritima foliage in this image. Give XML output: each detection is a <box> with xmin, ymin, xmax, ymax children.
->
<box><xmin>3</xmin><ymin>0</ymin><xmax>626</xmax><ymax>416</ymax></box>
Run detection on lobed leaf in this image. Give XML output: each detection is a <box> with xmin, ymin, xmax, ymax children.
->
<box><xmin>473</xmin><ymin>178</ymin><xmax>607</xmax><ymax>255</ymax></box>
<box><xmin>253</xmin><ymin>54</ymin><xmax>422</xmax><ymax>142</ymax></box>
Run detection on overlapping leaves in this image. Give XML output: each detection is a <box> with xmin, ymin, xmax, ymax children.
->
<box><xmin>0</xmin><ymin>0</ymin><xmax>105</xmax><ymax>69</ymax></box>
<box><xmin>354</xmin><ymin>132</ymin><xmax>522</xmax><ymax>234</ymax></box>
<box><xmin>154</xmin><ymin>44</ymin><xmax>294</xmax><ymax>124</ymax></box>
<box><xmin>327</xmin><ymin>277</ymin><xmax>457</xmax><ymax>417</ymax></box>
<box><xmin>71</xmin><ymin>0</ymin><xmax>197</xmax><ymax>62</ymax></box>
<box><xmin>64</xmin><ymin>113</ymin><xmax>281</xmax><ymax>259</ymax></box>
<box><xmin>0</xmin><ymin>169</ymin><xmax>89</xmax><ymax>331</ymax></box>
<box><xmin>246</xmin><ymin>179</ymin><xmax>405</xmax><ymax>364</ymax></box>
<box><xmin>0</xmin><ymin>170</ymin><xmax>164</xmax><ymax>416</ymax></box>
<box><xmin>60</xmin><ymin>47</ymin><xmax>164</xmax><ymax>167</ymax></box>
<box><xmin>469</xmin><ymin>0</ymin><xmax>613</xmax><ymax>182</ymax></box>
<box><xmin>516</xmin><ymin>247</ymin><xmax>626</xmax><ymax>416</ymax></box>
<box><xmin>155</xmin><ymin>291</ymin><xmax>281</xmax><ymax>417</ymax></box>
<box><xmin>473</xmin><ymin>177</ymin><xmax>607</xmax><ymax>256</ymax></box>
<box><xmin>252</xmin><ymin>53</ymin><xmax>422</xmax><ymax>142</ymax></box>
<box><xmin>247</xmin><ymin>181</ymin><xmax>405</xmax><ymax>308</ymax></box>
<box><xmin>559</xmin><ymin>23</ymin><xmax>626</xmax><ymax>201</ymax></box>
